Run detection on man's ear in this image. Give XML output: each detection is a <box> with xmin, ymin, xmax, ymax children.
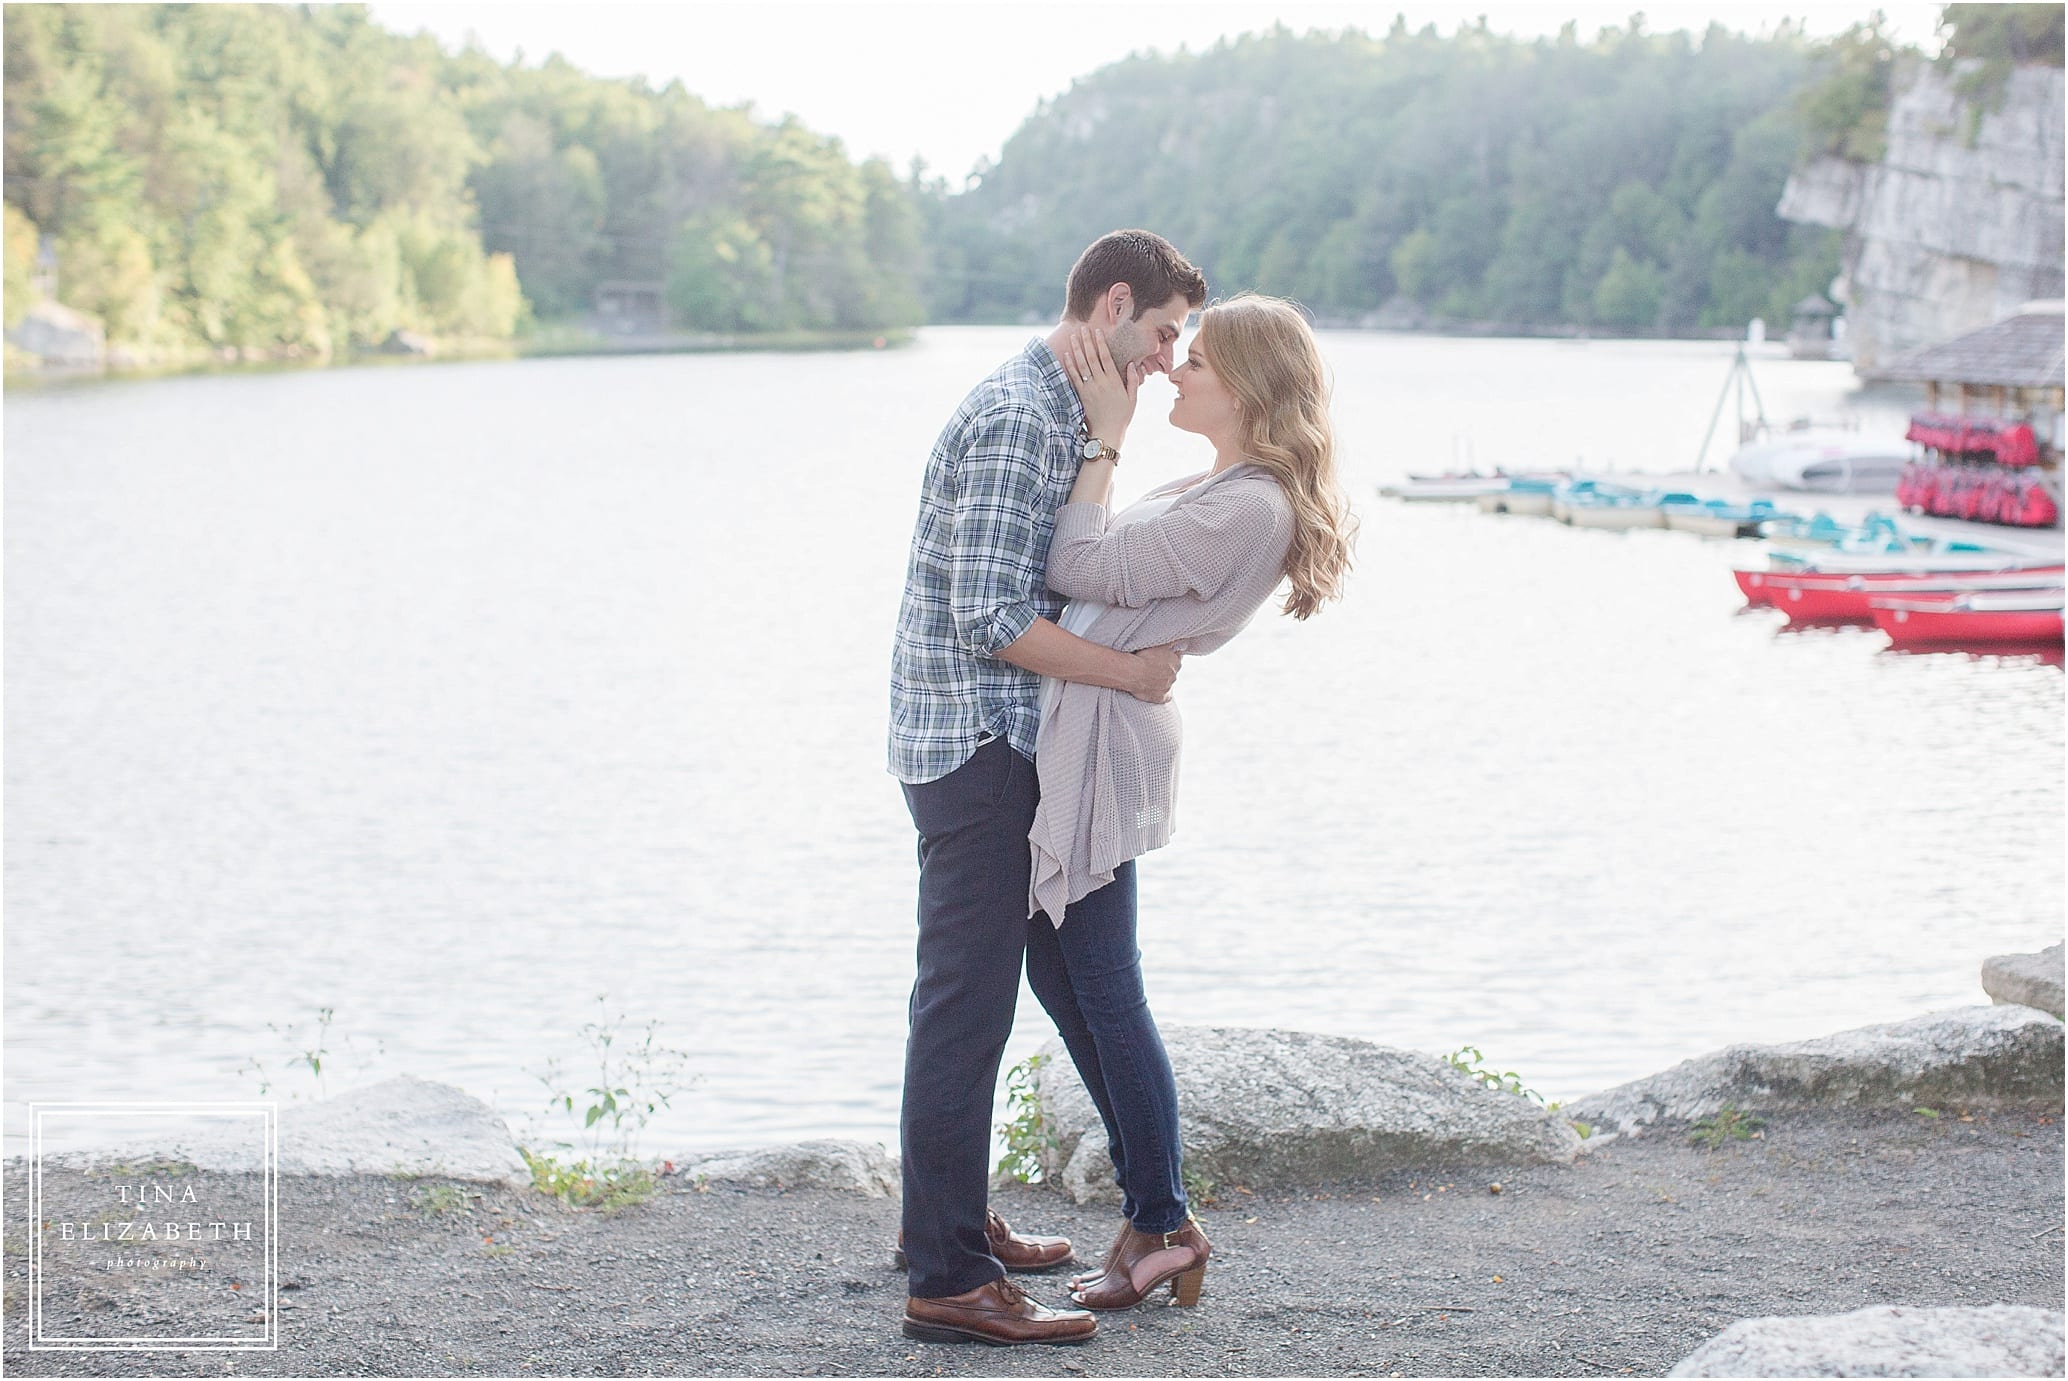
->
<box><xmin>1104</xmin><ymin>282</ymin><xmax>1132</xmax><ymax>325</ymax></box>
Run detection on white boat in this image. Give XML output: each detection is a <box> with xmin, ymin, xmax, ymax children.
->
<box><xmin>1664</xmin><ymin>510</ymin><xmax>1756</xmax><ymax>537</ymax></box>
<box><xmin>1379</xmin><ymin>477</ymin><xmax>1516</xmax><ymax>501</ymax></box>
<box><xmin>1727</xmin><ymin>429</ymin><xmax>1918</xmax><ymax>494</ymax></box>
<box><xmin>1659</xmin><ymin>498</ymin><xmax>1788</xmax><ymax>538</ymax></box>
<box><xmin>1790</xmin><ymin>549</ymin><xmax>2044</xmax><ymax>576</ymax></box>
<box><xmin>1563</xmin><ymin>501</ymin><xmax>1667</xmax><ymax>530</ymax></box>
<box><xmin>1478</xmin><ymin>489</ymin><xmax>1556</xmax><ymax>516</ymax></box>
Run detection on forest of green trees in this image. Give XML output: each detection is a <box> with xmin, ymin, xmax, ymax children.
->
<box><xmin>1</xmin><ymin>3</ymin><xmax>925</xmax><ymax>363</ymax></box>
<box><xmin>2</xmin><ymin>4</ymin><xmax>2059</xmax><ymax>365</ymax></box>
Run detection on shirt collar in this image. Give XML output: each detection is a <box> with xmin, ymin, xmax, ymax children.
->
<box><xmin>1025</xmin><ymin>337</ymin><xmax>1086</xmax><ymax>434</ymax></box>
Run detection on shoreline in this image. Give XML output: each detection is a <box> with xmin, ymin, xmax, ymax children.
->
<box><xmin>0</xmin><ymin>327</ymin><xmax>920</xmax><ymax>389</ymax></box>
<box><xmin>3</xmin><ymin>1104</ymin><xmax>2058</xmax><ymax>1376</ymax></box>
<box><xmin>0</xmin><ymin>322</ymin><xmax>1886</xmax><ymax>390</ymax></box>
<box><xmin>2</xmin><ymin>952</ymin><xmax>2059</xmax><ymax>1372</ymax></box>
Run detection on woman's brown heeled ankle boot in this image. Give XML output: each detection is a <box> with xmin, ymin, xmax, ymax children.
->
<box><xmin>1067</xmin><ymin>1217</ymin><xmax>1211</xmax><ymax>1310</ymax></box>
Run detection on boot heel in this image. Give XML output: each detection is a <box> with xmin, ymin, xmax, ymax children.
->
<box><xmin>1170</xmin><ymin>1263</ymin><xmax>1206</xmax><ymax>1307</ymax></box>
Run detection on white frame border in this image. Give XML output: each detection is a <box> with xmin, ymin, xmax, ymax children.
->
<box><xmin>27</xmin><ymin>1101</ymin><xmax>278</xmax><ymax>1351</ymax></box>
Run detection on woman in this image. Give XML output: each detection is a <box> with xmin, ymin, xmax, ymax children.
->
<box><xmin>1021</xmin><ymin>293</ymin><xmax>1357</xmax><ymax>1311</ymax></box>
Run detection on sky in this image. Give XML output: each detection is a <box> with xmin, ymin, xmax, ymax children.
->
<box><xmin>365</xmin><ymin>1</ymin><xmax>1951</xmax><ymax>182</ymax></box>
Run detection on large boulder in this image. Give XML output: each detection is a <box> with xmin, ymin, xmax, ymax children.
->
<box><xmin>666</xmin><ymin>1139</ymin><xmax>898</xmax><ymax>1197</ymax></box>
<box><xmin>281</xmin><ymin>1075</ymin><xmax>531</xmax><ymax>1184</ymax></box>
<box><xmin>1569</xmin><ymin>1005</ymin><xmax>2064</xmax><ymax>1138</ymax></box>
<box><xmin>1029</xmin><ymin>1026</ymin><xmax>1582</xmax><ymax>1204</ymax></box>
<box><xmin>1669</xmin><ymin>1303</ymin><xmax>2065</xmax><ymax>1377</ymax></box>
<box><xmin>1984</xmin><ymin>943</ymin><xmax>2065</xmax><ymax>1021</ymax></box>
<box><xmin>20</xmin><ymin>1076</ymin><xmax>531</xmax><ymax>1185</ymax></box>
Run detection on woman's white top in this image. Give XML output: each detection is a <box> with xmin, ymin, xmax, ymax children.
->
<box><xmin>1028</xmin><ymin>465</ymin><xmax>1296</xmax><ymax>923</ymax></box>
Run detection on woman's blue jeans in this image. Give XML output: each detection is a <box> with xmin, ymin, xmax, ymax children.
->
<box><xmin>1024</xmin><ymin>860</ymin><xmax>1189</xmax><ymax>1235</ymax></box>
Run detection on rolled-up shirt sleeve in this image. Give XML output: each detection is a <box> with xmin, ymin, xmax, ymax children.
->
<box><xmin>1047</xmin><ymin>489</ymin><xmax>1284</xmax><ymax>608</ymax></box>
<box><xmin>947</xmin><ymin>400</ymin><xmax>1056</xmax><ymax>657</ymax></box>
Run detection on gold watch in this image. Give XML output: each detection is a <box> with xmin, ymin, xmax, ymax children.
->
<box><xmin>1078</xmin><ymin>436</ymin><xmax>1120</xmax><ymax>465</ymax></box>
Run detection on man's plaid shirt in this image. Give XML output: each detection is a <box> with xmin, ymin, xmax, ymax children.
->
<box><xmin>889</xmin><ymin>338</ymin><xmax>1086</xmax><ymax>784</ymax></box>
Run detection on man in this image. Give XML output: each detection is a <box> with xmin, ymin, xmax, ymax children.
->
<box><xmin>888</xmin><ymin>229</ymin><xmax>1208</xmax><ymax>1346</ymax></box>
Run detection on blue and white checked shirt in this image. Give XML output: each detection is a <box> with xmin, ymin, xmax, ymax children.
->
<box><xmin>888</xmin><ymin>338</ymin><xmax>1087</xmax><ymax>784</ymax></box>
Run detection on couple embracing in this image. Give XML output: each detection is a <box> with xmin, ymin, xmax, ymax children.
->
<box><xmin>887</xmin><ymin>229</ymin><xmax>1357</xmax><ymax>1346</ymax></box>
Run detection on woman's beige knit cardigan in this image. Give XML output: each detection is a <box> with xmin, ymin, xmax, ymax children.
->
<box><xmin>1028</xmin><ymin>462</ymin><xmax>1295</xmax><ymax>923</ymax></box>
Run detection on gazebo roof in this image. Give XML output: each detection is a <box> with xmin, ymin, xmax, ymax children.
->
<box><xmin>1872</xmin><ymin>303</ymin><xmax>2066</xmax><ymax>389</ymax></box>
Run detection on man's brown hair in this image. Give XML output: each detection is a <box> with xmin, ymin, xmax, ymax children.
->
<box><xmin>1064</xmin><ymin>230</ymin><xmax>1207</xmax><ymax>322</ymax></box>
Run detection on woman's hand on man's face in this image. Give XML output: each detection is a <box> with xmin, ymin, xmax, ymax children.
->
<box><xmin>1065</xmin><ymin>325</ymin><xmax>1142</xmax><ymax>448</ymax></box>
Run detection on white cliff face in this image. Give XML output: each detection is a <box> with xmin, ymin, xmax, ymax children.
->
<box><xmin>1779</xmin><ymin>60</ymin><xmax>2065</xmax><ymax>373</ymax></box>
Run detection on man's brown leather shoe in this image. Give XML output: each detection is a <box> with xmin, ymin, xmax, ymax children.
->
<box><xmin>902</xmin><ymin>1275</ymin><xmax>1096</xmax><ymax>1346</ymax></box>
<box><xmin>893</xmin><ymin>1208</ymin><xmax>1074</xmax><ymax>1272</ymax></box>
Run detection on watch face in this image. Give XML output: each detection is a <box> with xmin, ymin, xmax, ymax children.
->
<box><xmin>1081</xmin><ymin>438</ymin><xmax>1103</xmax><ymax>460</ymax></box>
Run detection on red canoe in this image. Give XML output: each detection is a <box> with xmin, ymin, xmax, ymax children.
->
<box><xmin>1870</xmin><ymin>589</ymin><xmax>2066</xmax><ymax>649</ymax></box>
<box><xmin>1735</xmin><ymin>564</ymin><xmax>2067</xmax><ymax>624</ymax></box>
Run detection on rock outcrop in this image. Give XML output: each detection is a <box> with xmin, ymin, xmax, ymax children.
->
<box><xmin>1984</xmin><ymin>942</ymin><xmax>2066</xmax><ymax>1020</ymax></box>
<box><xmin>22</xmin><ymin>1075</ymin><xmax>532</xmax><ymax>1185</ymax></box>
<box><xmin>1029</xmin><ymin>1025</ymin><xmax>1583</xmax><ymax>1204</ymax></box>
<box><xmin>666</xmin><ymin>1139</ymin><xmax>898</xmax><ymax>1197</ymax></box>
<box><xmin>1778</xmin><ymin>60</ymin><xmax>2064</xmax><ymax>373</ymax></box>
<box><xmin>1669</xmin><ymin>1303</ymin><xmax>2066</xmax><ymax>1377</ymax></box>
<box><xmin>1568</xmin><ymin>1004</ymin><xmax>2064</xmax><ymax>1138</ymax></box>
<box><xmin>5</xmin><ymin>299</ymin><xmax>106</xmax><ymax>367</ymax></box>
<box><xmin>280</xmin><ymin>1075</ymin><xmax>532</xmax><ymax>1183</ymax></box>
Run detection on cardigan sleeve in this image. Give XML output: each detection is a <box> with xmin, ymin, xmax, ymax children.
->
<box><xmin>1046</xmin><ymin>483</ymin><xmax>1287</xmax><ymax>609</ymax></box>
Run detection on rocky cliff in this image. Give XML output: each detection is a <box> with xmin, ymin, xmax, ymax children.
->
<box><xmin>1779</xmin><ymin>60</ymin><xmax>2065</xmax><ymax>373</ymax></box>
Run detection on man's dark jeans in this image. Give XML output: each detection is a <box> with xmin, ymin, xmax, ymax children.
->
<box><xmin>899</xmin><ymin>738</ymin><xmax>1187</xmax><ymax>1300</ymax></box>
<box><xmin>899</xmin><ymin>738</ymin><xmax>1042</xmax><ymax>1299</ymax></box>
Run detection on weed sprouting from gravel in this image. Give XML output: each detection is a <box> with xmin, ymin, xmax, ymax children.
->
<box><xmin>520</xmin><ymin>997</ymin><xmax>695</xmax><ymax>1209</ymax></box>
<box><xmin>1689</xmin><ymin>1105</ymin><xmax>1767</xmax><ymax>1148</ymax></box>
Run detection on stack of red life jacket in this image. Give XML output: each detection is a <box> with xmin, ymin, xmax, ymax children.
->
<box><xmin>1904</xmin><ymin>413</ymin><xmax>2042</xmax><ymax>467</ymax></box>
<box><xmin>1897</xmin><ymin>460</ymin><xmax>2060</xmax><ymax>527</ymax></box>
<box><xmin>1898</xmin><ymin>412</ymin><xmax>2057</xmax><ymax>527</ymax></box>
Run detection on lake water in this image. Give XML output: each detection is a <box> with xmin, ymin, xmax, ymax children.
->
<box><xmin>5</xmin><ymin>328</ymin><xmax>2061</xmax><ymax>1163</ymax></box>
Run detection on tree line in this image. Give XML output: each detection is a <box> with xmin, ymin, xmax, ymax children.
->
<box><xmin>927</xmin><ymin>7</ymin><xmax>2059</xmax><ymax>333</ymax></box>
<box><xmin>932</xmin><ymin>18</ymin><xmax>1818</xmax><ymax>332</ymax></box>
<box><xmin>2</xmin><ymin>3</ymin><xmax>924</xmax><ymax>363</ymax></box>
<box><xmin>4</xmin><ymin>5</ymin><xmax>2055</xmax><ymax>362</ymax></box>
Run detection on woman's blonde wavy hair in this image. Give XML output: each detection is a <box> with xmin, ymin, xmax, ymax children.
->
<box><xmin>1196</xmin><ymin>293</ymin><xmax>1358</xmax><ymax>620</ymax></box>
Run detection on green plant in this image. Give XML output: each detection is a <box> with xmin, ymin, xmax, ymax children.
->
<box><xmin>994</xmin><ymin>1054</ymin><xmax>1058</xmax><ymax>1184</ymax></box>
<box><xmin>1914</xmin><ymin>1106</ymin><xmax>1942</xmax><ymax>1119</ymax></box>
<box><xmin>1445</xmin><ymin>1045</ymin><xmax>1548</xmax><ymax>1104</ymax></box>
<box><xmin>101</xmin><ymin>1159</ymin><xmax>198</xmax><ymax>1178</ymax></box>
<box><xmin>519</xmin><ymin>997</ymin><xmax>694</xmax><ymax>1209</ymax></box>
<box><xmin>241</xmin><ymin>1005</ymin><xmax>385</xmax><ymax>1100</ymax></box>
<box><xmin>1689</xmin><ymin>1105</ymin><xmax>1766</xmax><ymax>1148</ymax></box>
<box><xmin>1182</xmin><ymin>1166</ymin><xmax>1218</xmax><ymax>1208</ymax></box>
<box><xmin>408</xmin><ymin>1184</ymin><xmax>476</xmax><ymax>1217</ymax></box>
<box><xmin>520</xmin><ymin>1148</ymin><xmax>656</xmax><ymax>1211</ymax></box>
<box><xmin>529</xmin><ymin>998</ymin><xmax>695</xmax><ymax>1160</ymax></box>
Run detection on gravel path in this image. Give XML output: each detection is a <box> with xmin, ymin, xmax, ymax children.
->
<box><xmin>5</xmin><ymin>1104</ymin><xmax>2061</xmax><ymax>1377</ymax></box>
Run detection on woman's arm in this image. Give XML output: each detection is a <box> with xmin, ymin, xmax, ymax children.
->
<box><xmin>1047</xmin><ymin>484</ymin><xmax>1286</xmax><ymax>608</ymax></box>
<box><xmin>1069</xmin><ymin>454</ymin><xmax>1118</xmax><ymax>508</ymax></box>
